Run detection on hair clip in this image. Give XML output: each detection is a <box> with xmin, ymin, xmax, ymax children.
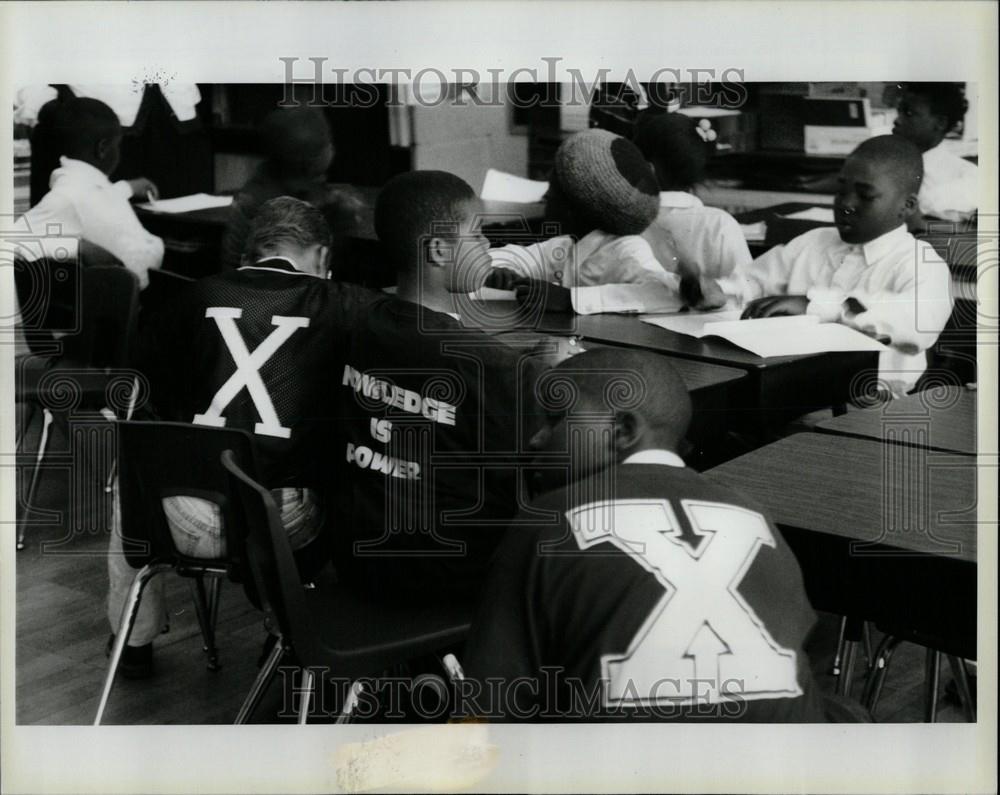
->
<box><xmin>695</xmin><ymin>118</ymin><xmax>718</xmax><ymax>143</ymax></box>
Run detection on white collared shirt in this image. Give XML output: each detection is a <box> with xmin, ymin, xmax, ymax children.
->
<box><xmin>622</xmin><ymin>449</ymin><xmax>686</xmax><ymax>467</ymax></box>
<box><xmin>489</xmin><ymin>229</ymin><xmax>683</xmax><ymax>315</ymax></box>
<box><xmin>19</xmin><ymin>157</ymin><xmax>164</xmax><ymax>289</ymax></box>
<box><xmin>719</xmin><ymin>224</ymin><xmax>953</xmax><ymax>391</ymax></box>
<box><xmin>641</xmin><ymin>191</ymin><xmax>753</xmax><ymax>279</ymax></box>
<box><xmin>919</xmin><ymin>143</ymin><xmax>978</xmax><ymax>222</ymax></box>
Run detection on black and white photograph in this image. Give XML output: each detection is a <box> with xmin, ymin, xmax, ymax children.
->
<box><xmin>1</xmin><ymin>2</ymin><xmax>996</xmax><ymax>793</ymax></box>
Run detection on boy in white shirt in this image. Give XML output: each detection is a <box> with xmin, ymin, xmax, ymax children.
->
<box><xmin>19</xmin><ymin>97</ymin><xmax>163</xmax><ymax>289</ymax></box>
<box><xmin>892</xmin><ymin>82</ymin><xmax>977</xmax><ymax>225</ymax></box>
<box><xmin>486</xmin><ymin>129</ymin><xmax>718</xmax><ymax>314</ymax></box>
<box><xmin>721</xmin><ymin>135</ymin><xmax>953</xmax><ymax>395</ymax></box>
<box><xmin>633</xmin><ymin>111</ymin><xmax>753</xmax><ymax>279</ymax></box>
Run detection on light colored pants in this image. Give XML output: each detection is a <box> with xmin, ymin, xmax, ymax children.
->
<box><xmin>106</xmin><ymin>486</ymin><xmax>322</xmax><ymax>647</ymax></box>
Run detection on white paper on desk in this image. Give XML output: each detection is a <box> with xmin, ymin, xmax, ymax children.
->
<box><xmin>468</xmin><ymin>286</ymin><xmax>518</xmax><ymax>301</ymax></box>
<box><xmin>702</xmin><ymin>315</ymin><xmax>887</xmax><ymax>357</ymax></box>
<box><xmin>780</xmin><ymin>207</ymin><xmax>835</xmax><ymax>223</ymax></box>
<box><xmin>137</xmin><ymin>193</ymin><xmax>234</xmax><ymax>213</ymax></box>
<box><xmin>740</xmin><ymin>221</ymin><xmax>767</xmax><ymax>242</ymax></box>
<box><xmin>641</xmin><ymin>309</ymin><xmax>742</xmax><ymax>337</ymax></box>
<box><xmin>480</xmin><ymin>170</ymin><xmax>549</xmax><ymax>203</ymax></box>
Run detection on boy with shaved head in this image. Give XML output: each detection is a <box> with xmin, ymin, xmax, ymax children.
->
<box><xmin>718</xmin><ymin>135</ymin><xmax>953</xmax><ymax>395</ymax></box>
<box><xmin>462</xmin><ymin>349</ymin><xmax>826</xmax><ymax>721</ymax></box>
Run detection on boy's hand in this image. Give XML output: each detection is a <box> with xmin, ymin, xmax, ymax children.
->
<box><xmin>127</xmin><ymin>177</ymin><xmax>160</xmax><ymax>201</ymax></box>
<box><xmin>514</xmin><ymin>280</ymin><xmax>573</xmax><ymax>312</ymax></box>
<box><xmin>679</xmin><ymin>273</ymin><xmax>727</xmax><ymax>311</ymax></box>
<box><xmin>484</xmin><ymin>267</ymin><xmax>528</xmax><ymax>291</ymax></box>
<box><xmin>741</xmin><ymin>295</ymin><xmax>809</xmax><ymax>319</ymax></box>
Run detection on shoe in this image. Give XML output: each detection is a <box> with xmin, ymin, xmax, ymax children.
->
<box><xmin>105</xmin><ymin>634</ymin><xmax>154</xmax><ymax>680</ymax></box>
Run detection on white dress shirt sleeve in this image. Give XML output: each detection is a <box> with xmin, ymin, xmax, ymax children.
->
<box><xmin>570</xmin><ymin>236</ymin><xmax>682</xmax><ymax>314</ymax></box>
<box><xmin>488</xmin><ymin>237</ymin><xmax>570</xmax><ymax>282</ymax></box>
<box><xmin>19</xmin><ymin>192</ymin><xmax>82</xmax><ymax>261</ymax></box>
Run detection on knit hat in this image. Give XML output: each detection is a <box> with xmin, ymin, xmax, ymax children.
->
<box><xmin>552</xmin><ymin>128</ymin><xmax>659</xmax><ymax>236</ymax></box>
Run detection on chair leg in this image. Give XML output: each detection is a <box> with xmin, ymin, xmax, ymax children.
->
<box><xmin>837</xmin><ymin>641</ymin><xmax>859</xmax><ymax>697</ymax></box>
<box><xmin>298</xmin><ymin>669</ymin><xmax>315</xmax><ymax>725</ymax></box>
<box><xmin>862</xmin><ymin>634</ymin><xmax>903</xmax><ymax>716</ymax></box>
<box><xmin>861</xmin><ymin>622</ymin><xmax>873</xmax><ymax>670</ymax></box>
<box><xmin>831</xmin><ymin>616</ymin><xmax>848</xmax><ymax>676</ymax></box>
<box><xmin>336</xmin><ymin>681</ymin><xmax>365</xmax><ymax>725</ymax></box>
<box><xmin>441</xmin><ymin>653</ymin><xmax>466</xmax><ymax>683</ymax></box>
<box><xmin>924</xmin><ymin>649</ymin><xmax>941</xmax><ymax>723</ymax></box>
<box><xmin>946</xmin><ymin>656</ymin><xmax>976</xmax><ymax>722</ymax></box>
<box><xmin>190</xmin><ymin>575</ymin><xmax>221</xmax><ymax>672</ymax></box>
<box><xmin>234</xmin><ymin>637</ymin><xmax>285</xmax><ymax>725</ymax></box>
<box><xmin>93</xmin><ymin>562</ymin><xmax>173</xmax><ymax>725</ymax></box>
<box><xmin>17</xmin><ymin>408</ymin><xmax>53</xmax><ymax>551</ymax></box>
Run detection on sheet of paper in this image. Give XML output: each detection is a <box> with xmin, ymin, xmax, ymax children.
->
<box><xmin>480</xmin><ymin>170</ymin><xmax>549</xmax><ymax>203</ymax></box>
<box><xmin>137</xmin><ymin>193</ymin><xmax>234</xmax><ymax>213</ymax></box>
<box><xmin>702</xmin><ymin>315</ymin><xmax>887</xmax><ymax>357</ymax></box>
<box><xmin>780</xmin><ymin>206</ymin><xmax>835</xmax><ymax>223</ymax></box>
<box><xmin>469</xmin><ymin>286</ymin><xmax>518</xmax><ymax>301</ymax></box>
<box><xmin>740</xmin><ymin>221</ymin><xmax>767</xmax><ymax>242</ymax></box>
<box><xmin>640</xmin><ymin>309</ymin><xmax>742</xmax><ymax>336</ymax></box>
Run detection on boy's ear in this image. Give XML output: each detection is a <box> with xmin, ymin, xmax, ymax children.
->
<box><xmin>613</xmin><ymin>410</ymin><xmax>641</xmax><ymax>455</ymax></box>
<box><xmin>96</xmin><ymin>136</ymin><xmax>113</xmax><ymax>162</ymax></box>
<box><xmin>426</xmin><ymin>235</ymin><xmax>452</xmax><ymax>268</ymax></box>
<box><xmin>899</xmin><ymin>192</ymin><xmax>919</xmax><ymax>219</ymax></box>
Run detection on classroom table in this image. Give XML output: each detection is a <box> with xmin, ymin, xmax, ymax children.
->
<box><xmin>815</xmin><ymin>385</ymin><xmax>977</xmax><ymax>456</ymax></box>
<box><xmin>706</xmin><ymin>433</ymin><xmax>977</xmax><ymax>659</ymax></box>
<box><xmin>570</xmin><ymin>312</ymin><xmax>880</xmax><ymax>438</ymax></box>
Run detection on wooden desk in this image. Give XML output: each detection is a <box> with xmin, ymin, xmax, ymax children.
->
<box><xmin>706</xmin><ymin>433</ymin><xmax>976</xmax><ymax>657</ymax></box>
<box><xmin>571</xmin><ymin>313</ymin><xmax>879</xmax><ymax>436</ymax></box>
<box><xmin>816</xmin><ymin>386</ymin><xmax>977</xmax><ymax>456</ymax></box>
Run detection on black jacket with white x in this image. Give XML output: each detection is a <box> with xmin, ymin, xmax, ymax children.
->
<box><xmin>139</xmin><ymin>258</ymin><xmax>382</xmax><ymax>489</ymax></box>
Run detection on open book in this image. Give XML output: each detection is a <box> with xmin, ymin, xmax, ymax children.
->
<box><xmin>640</xmin><ymin>311</ymin><xmax>887</xmax><ymax>357</ymax></box>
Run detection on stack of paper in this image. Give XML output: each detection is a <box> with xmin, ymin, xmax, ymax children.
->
<box><xmin>740</xmin><ymin>221</ymin><xmax>767</xmax><ymax>242</ymax></box>
<box><xmin>137</xmin><ymin>194</ymin><xmax>234</xmax><ymax>213</ymax></box>
<box><xmin>641</xmin><ymin>312</ymin><xmax>887</xmax><ymax>357</ymax></box>
<box><xmin>780</xmin><ymin>207</ymin><xmax>835</xmax><ymax>223</ymax></box>
<box><xmin>480</xmin><ymin>170</ymin><xmax>549</xmax><ymax>203</ymax></box>
<box><xmin>468</xmin><ymin>286</ymin><xmax>518</xmax><ymax>302</ymax></box>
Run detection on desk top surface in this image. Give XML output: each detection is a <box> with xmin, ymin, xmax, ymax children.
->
<box><xmin>816</xmin><ymin>386</ymin><xmax>978</xmax><ymax>455</ymax></box>
<box><xmin>706</xmin><ymin>433</ymin><xmax>977</xmax><ymax>562</ymax></box>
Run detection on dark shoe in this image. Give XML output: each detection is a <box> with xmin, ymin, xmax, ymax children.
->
<box><xmin>105</xmin><ymin>634</ymin><xmax>154</xmax><ymax>680</ymax></box>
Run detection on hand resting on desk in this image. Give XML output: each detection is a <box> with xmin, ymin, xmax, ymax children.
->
<box><xmin>741</xmin><ymin>295</ymin><xmax>810</xmax><ymax>319</ymax></box>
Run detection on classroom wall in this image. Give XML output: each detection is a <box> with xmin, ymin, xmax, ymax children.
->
<box><xmin>410</xmin><ymin>98</ymin><xmax>529</xmax><ymax>195</ymax></box>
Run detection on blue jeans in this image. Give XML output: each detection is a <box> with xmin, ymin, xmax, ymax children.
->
<box><xmin>106</xmin><ymin>485</ymin><xmax>322</xmax><ymax>647</ymax></box>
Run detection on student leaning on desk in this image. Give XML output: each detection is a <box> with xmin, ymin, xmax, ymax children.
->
<box><xmin>715</xmin><ymin>135</ymin><xmax>953</xmax><ymax>396</ymax></box>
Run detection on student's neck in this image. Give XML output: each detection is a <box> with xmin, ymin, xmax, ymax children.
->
<box><xmin>396</xmin><ymin>273</ymin><xmax>457</xmax><ymax>315</ymax></box>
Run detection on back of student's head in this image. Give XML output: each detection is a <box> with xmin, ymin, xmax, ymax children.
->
<box><xmin>246</xmin><ymin>196</ymin><xmax>332</xmax><ymax>263</ymax></box>
<box><xmin>551</xmin><ymin>347</ymin><xmax>692</xmax><ymax>450</ymax></box>
<box><xmin>549</xmin><ymin>128</ymin><xmax>659</xmax><ymax>237</ymax></box>
<box><xmin>632</xmin><ymin>111</ymin><xmax>710</xmax><ymax>191</ymax></box>
<box><xmin>260</xmin><ymin>107</ymin><xmax>334</xmax><ymax>180</ymax></box>
<box><xmin>50</xmin><ymin>97</ymin><xmax>121</xmax><ymax>169</ymax></box>
<box><xmin>849</xmin><ymin>134</ymin><xmax>924</xmax><ymax>193</ymax></box>
<box><xmin>374</xmin><ymin>170</ymin><xmax>476</xmax><ymax>272</ymax></box>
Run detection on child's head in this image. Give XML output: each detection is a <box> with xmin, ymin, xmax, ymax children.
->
<box><xmin>51</xmin><ymin>97</ymin><xmax>122</xmax><ymax>176</ymax></box>
<box><xmin>632</xmin><ymin>112</ymin><xmax>709</xmax><ymax>192</ymax></box>
<box><xmin>260</xmin><ymin>107</ymin><xmax>334</xmax><ymax>189</ymax></box>
<box><xmin>892</xmin><ymin>82</ymin><xmax>969</xmax><ymax>152</ymax></box>
<box><xmin>529</xmin><ymin>347</ymin><xmax>691</xmax><ymax>492</ymax></box>
<box><xmin>374</xmin><ymin>170</ymin><xmax>490</xmax><ymax>293</ymax></box>
<box><xmin>547</xmin><ymin>128</ymin><xmax>659</xmax><ymax>238</ymax></box>
<box><xmin>246</xmin><ymin>196</ymin><xmax>332</xmax><ymax>276</ymax></box>
<box><xmin>834</xmin><ymin>135</ymin><xmax>922</xmax><ymax>245</ymax></box>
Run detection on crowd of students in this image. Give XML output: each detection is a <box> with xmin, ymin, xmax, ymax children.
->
<box><xmin>14</xmin><ymin>82</ymin><xmax>974</xmax><ymax>721</ymax></box>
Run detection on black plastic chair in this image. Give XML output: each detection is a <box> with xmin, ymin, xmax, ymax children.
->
<box><xmin>94</xmin><ymin>421</ymin><xmax>259</xmax><ymax>725</ymax></box>
<box><xmin>222</xmin><ymin>451</ymin><xmax>473</xmax><ymax>724</ymax></box>
<box><xmin>16</xmin><ymin>264</ymin><xmax>141</xmax><ymax>551</ymax></box>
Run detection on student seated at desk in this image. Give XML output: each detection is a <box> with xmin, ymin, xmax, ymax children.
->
<box><xmin>18</xmin><ymin>97</ymin><xmax>163</xmax><ymax>288</ymax></box>
<box><xmin>334</xmin><ymin>170</ymin><xmax>543</xmax><ymax>601</ymax></box>
<box><xmin>892</xmin><ymin>82</ymin><xmax>977</xmax><ymax>225</ymax></box>
<box><xmin>486</xmin><ymin>128</ymin><xmax>719</xmax><ymax>314</ymax></box>
<box><xmin>461</xmin><ymin>349</ymin><xmax>827</xmax><ymax>722</ymax></box>
<box><xmin>719</xmin><ymin>136</ymin><xmax>952</xmax><ymax>396</ymax></box>
<box><xmin>220</xmin><ymin>106</ymin><xmax>365</xmax><ymax>269</ymax></box>
<box><xmin>633</xmin><ymin>111</ymin><xmax>752</xmax><ymax>279</ymax></box>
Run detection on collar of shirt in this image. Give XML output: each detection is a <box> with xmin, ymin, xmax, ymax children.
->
<box><xmin>622</xmin><ymin>449</ymin><xmax>686</xmax><ymax>467</ymax></box>
<box><xmin>855</xmin><ymin>224</ymin><xmax>910</xmax><ymax>265</ymax></box>
<box><xmin>52</xmin><ymin>156</ymin><xmax>114</xmax><ymax>190</ymax></box>
<box><xmin>238</xmin><ymin>256</ymin><xmax>311</xmax><ymax>276</ymax></box>
<box><xmin>659</xmin><ymin>191</ymin><xmax>703</xmax><ymax>209</ymax></box>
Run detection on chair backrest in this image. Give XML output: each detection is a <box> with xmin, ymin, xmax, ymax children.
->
<box><xmin>12</xmin><ymin>256</ymin><xmax>80</xmax><ymax>355</ymax></box>
<box><xmin>221</xmin><ymin>450</ymin><xmax>317</xmax><ymax>658</ymax></box>
<box><xmin>66</xmin><ymin>266</ymin><xmax>141</xmax><ymax>369</ymax></box>
<box><xmin>117</xmin><ymin>421</ymin><xmax>258</xmax><ymax>578</ymax></box>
